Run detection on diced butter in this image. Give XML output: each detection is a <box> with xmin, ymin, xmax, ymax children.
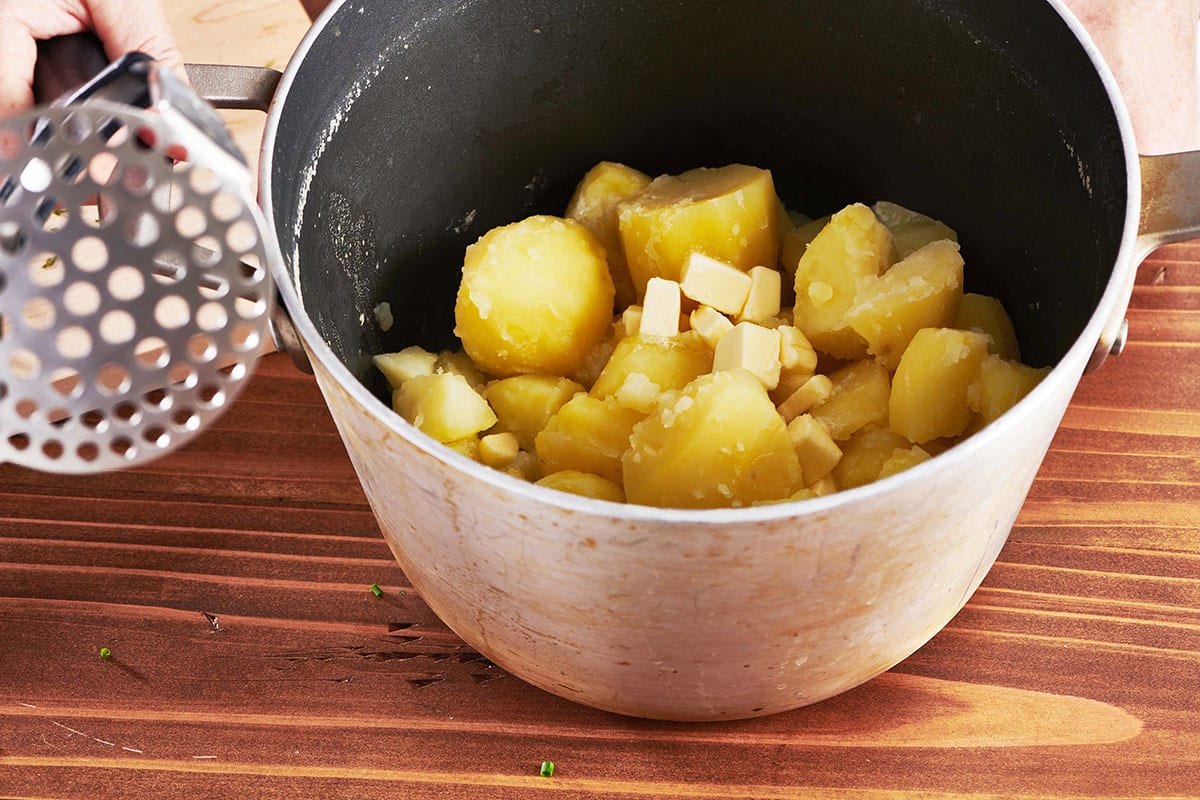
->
<box><xmin>712</xmin><ymin>321</ymin><xmax>782</xmax><ymax>389</ymax></box>
<box><xmin>786</xmin><ymin>413</ymin><xmax>842</xmax><ymax>483</ymax></box>
<box><xmin>736</xmin><ymin>266</ymin><xmax>782</xmax><ymax>323</ymax></box>
<box><xmin>777</xmin><ymin>374</ymin><xmax>834</xmax><ymax>422</ymax></box>
<box><xmin>620</xmin><ymin>305</ymin><xmax>643</xmax><ymax>338</ymax></box>
<box><xmin>777</xmin><ymin>325</ymin><xmax>818</xmax><ymax>373</ymax></box>
<box><xmin>479</xmin><ymin>432</ymin><xmax>520</xmax><ymax>468</ymax></box>
<box><xmin>373</xmin><ymin>345</ymin><xmax>438</xmax><ymax>389</ymax></box>
<box><xmin>679</xmin><ymin>252</ymin><xmax>752</xmax><ymax>316</ymax></box>
<box><xmin>689</xmin><ymin>305</ymin><xmax>735</xmax><ymax>349</ymax></box>
<box><xmin>639</xmin><ymin>277</ymin><xmax>682</xmax><ymax>337</ymax></box>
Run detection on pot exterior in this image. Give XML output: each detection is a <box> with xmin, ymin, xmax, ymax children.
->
<box><xmin>311</xmin><ymin>352</ymin><xmax>1077</xmax><ymax>720</ymax></box>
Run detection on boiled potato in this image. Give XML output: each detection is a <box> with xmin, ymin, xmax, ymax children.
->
<box><xmin>435</xmin><ymin>349</ymin><xmax>489</xmax><ymax>391</ymax></box>
<box><xmin>455</xmin><ymin>215</ymin><xmax>614</xmax><ymax>376</ymax></box>
<box><xmin>889</xmin><ymin>328</ymin><xmax>990</xmax><ymax>442</ymax></box>
<box><xmin>833</xmin><ymin>428</ymin><xmax>913</xmax><ymax>489</ymax></box>
<box><xmin>624</xmin><ymin>370</ymin><xmax>803</xmax><ymax>508</ymax></box>
<box><xmin>393</xmin><ymin>373</ymin><xmax>497</xmax><ymax>443</ymax></box>
<box><xmin>535</xmin><ymin>393</ymin><xmax>645</xmax><ymax>484</ymax></box>
<box><xmin>955</xmin><ymin>293</ymin><xmax>1021</xmax><ymax>361</ymax></box>
<box><xmin>373</xmin><ymin>346</ymin><xmax>437</xmax><ymax>389</ymax></box>
<box><xmin>971</xmin><ymin>354</ymin><xmax>1050</xmax><ymax>425</ymax></box>
<box><xmin>485</xmin><ymin>374</ymin><xmax>583</xmax><ymax>450</ymax></box>
<box><xmin>809</xmin><ymin>359</ymin><xmax>891</xmax><ymax>441</ymax></box>
<box><xmin>877</xmin><ymin>445</ymin><xmax>932</xmax><ymax>479</ymax></box>
<box><xmin>566</xmin><ymin>161</ymin><xmax>653</xmax><ymax>310</ymax></box>
<box><xmin>872</xmin><ymin>201</ymin><xmax>958</xmax><ymax>259</ymax></box>
<box><xmin>780</xmin><ymin>214</ymin><xmax>830</xmax><ymax>282</ymax></box>
<box><xmin>536</xmin><ymin>470</ymin><xmax>626</xmax><ymax>503</ymax></box>
<box><xmin>845</xmin><ymin>239</ymin><xmax>964</xmax><ymax>370</ymax></box>
<box><xmin>792</xmin><ymin>203</ymin><xmax>893</xmax><ymax>359</ymax></box>
<box><xmin>590</xmin><ymin>334</ymin><xmax>713</xmax><ymax>401</ymax></box>
<box><xmin>619</xmin><ymin>164</ymin><xmax>779</xmax><ymax>295</ymax></box>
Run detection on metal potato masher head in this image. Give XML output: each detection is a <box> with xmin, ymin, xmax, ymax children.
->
<box><xmin>0</xmin><ymin>48</ymin><xmax>274</xmax><ymax>473</ymax></box>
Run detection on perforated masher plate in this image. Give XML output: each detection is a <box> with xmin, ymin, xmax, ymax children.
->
<box><xmin>0</xmin><ymin>101</ymin><xmax>273</xmax><ymax>473</ymax></box>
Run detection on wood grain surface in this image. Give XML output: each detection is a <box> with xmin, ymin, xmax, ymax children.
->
<box><xmin>2</xmin><ymin>1</ymin><xmax>1199</xmax><ymax>797</ymax></box>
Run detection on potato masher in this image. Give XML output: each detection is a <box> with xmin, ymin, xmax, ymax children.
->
<box><xmin>0</xmin><ymin>48</ymin><xmax>276</xmax><ymax>473</ymax></box>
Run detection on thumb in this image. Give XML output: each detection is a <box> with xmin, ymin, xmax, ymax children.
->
<box><xmin>85</xmin><ymin>0</ymin><xmax>183</xmax><ymax>73</ymax></box>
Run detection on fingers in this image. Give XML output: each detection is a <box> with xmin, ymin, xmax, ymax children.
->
<box><xmin>0</xmin><ymin>17</ymin><xmax>38</xmax><ymax>117</ymax></box>
<box><xmin>86</xmin><ymin>0</ymin><xmax>183</xmax><ymax>72</ymax></box>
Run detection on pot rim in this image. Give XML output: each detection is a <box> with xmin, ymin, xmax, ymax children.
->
<box><xmin>258</xmin><ymin>0</ymin><xmax>1142</xmax><ymax>525</ymax></box>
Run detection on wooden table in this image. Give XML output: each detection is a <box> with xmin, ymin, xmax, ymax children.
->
<box><xmin>2</xmin><ymin>2</ymin><xmax>1198</xmax><ymax>797</ymax></box>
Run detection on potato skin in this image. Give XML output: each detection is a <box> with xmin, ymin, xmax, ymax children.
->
<box><xmin>454</xmin><ymin>215</ymin><xmax>615</xmax><ymax>377</ymax></box>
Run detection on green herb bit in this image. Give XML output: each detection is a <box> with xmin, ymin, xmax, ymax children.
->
<box><xmin>370</xmin><ymin>583</ymin><xmax>384</xmax><ymax>598</ymax></box>
<box><xmin>99</xmin><ymin>647</ymin><xmax>112</xmax><ymax>660</ymax></box>
<box><xmin>42</xmin><ymin>256</ymin><xmax>57</xmax><ymax>269</ymax></box>
<box><xmin>539</xmin><ymin>761</ymin><xmax>555</xmax><ymax>777</ymax></box>
<box><xmin>52</xmin><ymin>207</ymin><xmax>67</xmax><ymax>217</ymax></box>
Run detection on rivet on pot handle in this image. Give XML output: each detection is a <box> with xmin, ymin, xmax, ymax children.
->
<box><xmin>186</xmin><ymin>64</ymin><xmax>313</xmax><ymax>375</ymax></box>
<box><xmin>1088</xmin><ymin>150</ymin><xmax>1200</xmax><ymax>373</ymax></box>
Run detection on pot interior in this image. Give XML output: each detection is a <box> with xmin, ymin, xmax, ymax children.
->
<box><xmin>267</xmin><ymin>0</ymin><xmax>1128</xmax><ymax>401</ymax></box>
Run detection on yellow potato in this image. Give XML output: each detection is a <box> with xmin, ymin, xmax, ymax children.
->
<box><xmin>590</xmin><ymin>333</ymin><xmax>713</xmax><ymax>401</ymax></box>
<box><xmin>618</xmin><ymin>164</ymin><xmax>779</xmax><ymax>296</ymax></box>
<box><xmin>373</xmin><ymin>346</ymin><xmax>438</xmax><ymax>390</ymax></box>
<box><xmin>484</xmin><ymin>374</ymin><xmax>583</xmax><ymax>450</ymax></box>
<box><xmin>971</xmin><ymin>354</ymin><xmax>1050</xmax><ymax>425</ymax></box>
<box><xmin>809</xmin><ymin>360</ymin><xmax>891</xmax><ymax>441</ymax></box>
<box><xmin>535</xmin><ymin>393</ymin><xmax>645</xmax><ymax>484</ymax></box>
<box><xmin>833</xmin><ymin>428</ymin><xmax>912</xmax><ymax>489</ymax></box>
<box><xmin>889</xmin><ymin>328</ymin><xmax>990</xmax><ymax>442</ymax></box>
<box><xmin>955</xmin><ymin>293</ymin><xmax>1021</xmax><ymax>361</ymax></box>
<box><xmin>792</xmin><ymin>203</ymin><xmax>893</xmax><ymax>359</ymax></box>
<box><xmin>536</xmin><ymin>470</ymin><xmax>626</xmax><ymax>503</ymax></box>
<box><xmin>845</xmin><ymin>239</ymin><xmax>964</xmax><ymax>370</ymax></box>
<box><xmin>877</xmin><ymin>445</ymin><xmax>932</xmax><ymax>479</ymax></box>
<box><xmin>393</xmin><ymin>373</ymin><xmax>497</xmax><ymax>443</ymax></box>
<box><xmin>566</xmin><ymin>161</ymin><xmax>653</xmax><ymax>310</ymax></box>
<box><xmin>872</xmin><ymin>201</ymin><xmax>958</xmax><ymax>259</ymax></box>
<box><xmin>455</xmin><ymin>215</ymin><xmax>614</xmax><ymax>377</ymax></box>
<box><xmin>780</xmin><ymin>214</ymin><xmax>830</xmax><ymax>282</ymax></box>
<box><xmin>624</xmin><ymin>370</ymin><xmax>802</xmax><ymax>509</ymax></box>
<box><xmin>435</xmin><ymin>349</ymin><xmax>489</xmax><ymax>391</ymax></box>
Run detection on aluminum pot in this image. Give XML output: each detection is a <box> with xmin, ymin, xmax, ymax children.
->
<box><xmin>184</xmin><ymin>0</ymin><xmax>1197</xmax><ymax>720</ymax></box>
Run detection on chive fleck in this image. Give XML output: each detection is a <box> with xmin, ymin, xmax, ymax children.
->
<box><xmin>99</xmin><ymin>647</ymin><xmax>112</xmax><ymax>660</ymax></box>
<box><xmin>52</xmin><ymin>207</ymin><xmax>66</xmax><ymax>217</ymax></box>
<box><xmin>539</xmin><ymin>760</ymin><xmax>555</xmax><ymax>777</ymax></box>
<box><xmin>42</xmin><ymin>256</ymin><xmax>57</xmax><ymax>269</ymax></box>
<box><xmin>370</xmin><ymin>583</ymin><xmax>383</xmax><ymax>598</ymax></box>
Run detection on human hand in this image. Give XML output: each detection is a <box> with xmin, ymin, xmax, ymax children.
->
<box><xmin>1064</xmin><ymin>0</ymin><xmax>1200</xmax><ymax>154</ymax></box>
<box><xmin>0</xmin><ymin>0</ymin><xmax>181</xmax><ymax>117</ymax></box>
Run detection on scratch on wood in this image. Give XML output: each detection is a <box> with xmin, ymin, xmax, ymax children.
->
<box><xmin>202</xmin><ymin>611</ymin><xmax>223</xmax><ymax>632</ymax></box>
<box><xmin>18</xmin><ymin>702</ymin><xmax>37</xmax><ymax>708</ymax></box>
<box><xmin>50</xmin><ymin>719</ymin><xmax>143</xmax><ymax>754</ymax></box>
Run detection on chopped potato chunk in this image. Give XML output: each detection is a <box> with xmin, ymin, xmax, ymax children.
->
<box><xmin>792</xmin><ymin>203</ymin><xmax>893</xmax><ymax>359</ymax></box>
<box><xmin>566</xmin><ymin>161</ymin><xmax>653</xmax><ymax>310</ymax></box>
<box><xmin>624</xmin><ymin>370</ymin><xmax>802</xmax><ymax>508</ymax></box>
<box><xmin>479</xmin><ymin>432</ymin><xmax>521</xmax><ymax>469</ymax></box>
<box><xmin>971</xmin><ymin>354</ymin><xmax>1050</xmax><ymax>424</ymax></box>
<box><xmin>535</xmin><ymin>394</ymin><xmax>645</xmax><ymax>484</ymax></box>
<box><xmin>393</xmin><ymin>372</ymin><xmax>497</xmax><ymax>443</ymax></box>
<box><xmin>809</xmin><ymin>360</ymin><xmax>891</xmax><ymax>441</ymax></box>
<box><xmin>845</xmin><ymin>239</ymin><xmax>964</xmax><ymax>370</ymax></box>
<box><xmin>877</xmin><ymin>445</ymin><xmax>932</xmax><ymax>479</ymax></box>
<box><xmin>872</xmin><ymin>201</ymin><xmax>958</xmax><ymax>260</ymax></box>
<box><xmin>373</xmin><ymin>346</ymin><xmax>438</xmax><ymax>389</ymax></box>
<box><xmin>833</xmin><ymin>428</ymin><xmax>912</xmax><ymax>489</ymax></box>
<box><xmin>619</xmin><ymin>164</ymin><xmax>779</xmax><ymax>295</ymax></box>
<box><xmin>955</xmin><ymin>293</ymin><xmax>1021</xmax><ymax>361</ymax></box>
<box><xmin>485</xmin><ymin>374</ymin><xmax>583</xmax><ymax>450</ymax></box>
<box><xmin>889</xmin><ymin>328</ymin><xmax>990</xmax><ymax>442</ymax></box>
<box><xmin>590</xmin><ymin>334</ymin><xmax>713</xmax><ymax>401</ymax></box>
<box><xmin>536</xmin><ymin>470</ymin><xmax>626</xmax><ymax>502</ymax></box>
<box><xmin>455</xmin><ymin>215</ymin><xmax>614</xmax><ymax>376</ymax></box>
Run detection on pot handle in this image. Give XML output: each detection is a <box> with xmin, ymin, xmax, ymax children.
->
<box><xmin>1087</xmin><ymin>150</ymin><xmax>1200</xmax><ymax>373</ymax></box>
<box><xmin>184</xmin><ymin>64</ymin><xmax>314</xmax><ymax>375</ymax></box>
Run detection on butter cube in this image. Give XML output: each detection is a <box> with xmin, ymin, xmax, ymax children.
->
<box><xmin>786</xmin><ymin>414</ymin><xmax>843</xmax><ymax>483</ymax></box>
<box><xmin>736</xmin><ymin>266</ymin><xmax>782</xmax><ymax>323</ymax></box>
<box><xmin>479</xmin><ymin>432</ymin><xmax>521</xmax><ymax>469</ymax></box>
<box><xmin>373</xmin><ymin>346</ymin><xmax>438</xmax><ymax>389</ymax></box>
<box><xmin>679</xmin><ymin>252</ymin><xmax>752</xmax><ymax>316</ymax></box>
<box><xmin>778</xmin><ymin>325</ymin><xmax>818</xmax><ymax>373</ymax></box>
<box><xmin>689</xmin><ymin>305</ymin><xmax>735</xmax><ymax>349</ymax></box>
<box><xmin>620</xmin><ymin>305</ymin><xmax>643</xmax><ymax>338</ymax></box>
<box><xmin>640</xmin><ymin>277</ymin><xmax>681</xmax><ymax>337</ymax></box>
<box><xmin>713</xmin><ymin>321</ymin><xmax>782</xmax><ymax>390</ymax></box>
<box><xmin>777</xmin><ymin>374</ymin><xmax>834</xmax><ymax>422</ymax></box>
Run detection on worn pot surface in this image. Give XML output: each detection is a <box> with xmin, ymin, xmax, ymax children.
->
<box><xmin>260</xmin><ymin>0</ymin><xmax>1138</xmax><ymax>718</ymax></box>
